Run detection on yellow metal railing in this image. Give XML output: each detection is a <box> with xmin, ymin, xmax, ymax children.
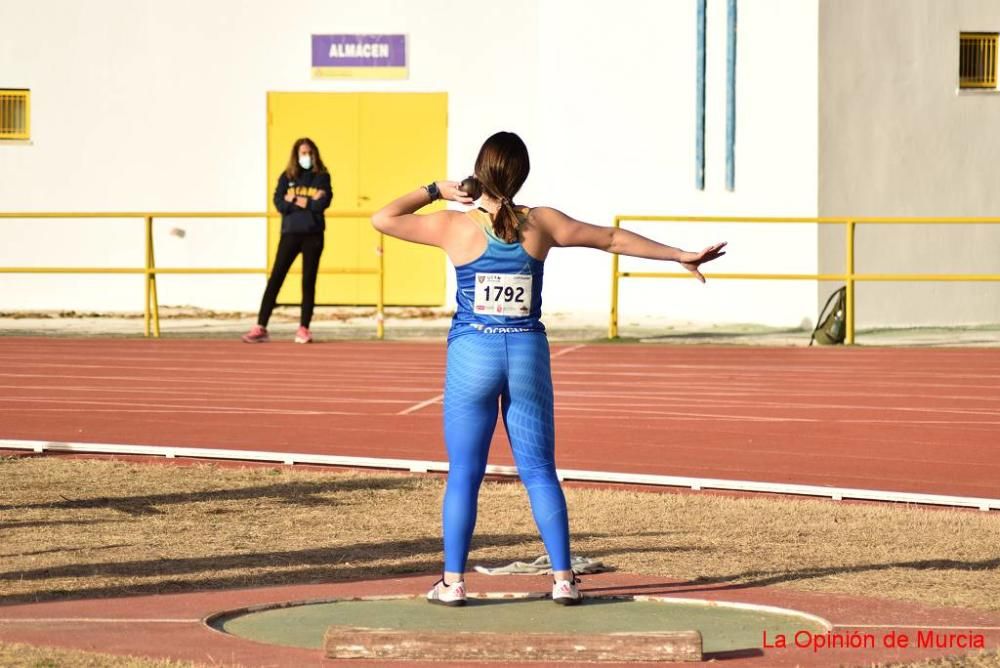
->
<box><xmin>960</xmin><ymin>33</ymin><xmax>998</xmax><ymax>89</ymax></box>
<box><xmin>0</xmin><ymin>90</ymin><xmax>30</xmax><ymax>140</ymax></box>
<box><xmin>609</xmin><ymin>216</ymin><xmax>1000</xmax><ymax>344</ymax></box>
<box><xmin>0</xmin><ymin>212</ymin><xmax>384</xmax><ymax>339</ymax></box>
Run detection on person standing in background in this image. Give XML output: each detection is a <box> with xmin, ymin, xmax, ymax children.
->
<box><xmin>243</xmin><ymin>138</ymin><xmax>332</xmax><ymax>344</ymax></box>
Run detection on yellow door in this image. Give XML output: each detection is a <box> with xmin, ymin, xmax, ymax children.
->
<box><xmin>266</xmin><ymin>92</ymin><xmax>447</xmax><ymax>306</ymax></box>
<box><xmin>358</xmin><ymin>94</ymin><xmax>448</xmax><ymax>305</ymax></box>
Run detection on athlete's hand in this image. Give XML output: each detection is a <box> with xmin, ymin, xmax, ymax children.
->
<box><xmin>284</xmin><ymin>190</ymin><xmax>295</xmax><ymax>203</ymax></box>
<box><xmin>437</xmin><ymin>181</ymin><xmax>475</xmax><ymax>205</ymax></box>
<box><xmin>678</xmin><ymin>242</ymin><xmax>727</xmax><ymax>283</ymax></box>
<box><xmin>312</xmin><ymin>189</ymin><xmax>326</xmax><ymax>200</ymax></box>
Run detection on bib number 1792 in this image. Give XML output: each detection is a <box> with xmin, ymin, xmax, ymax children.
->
<box><xmin>473</xmin><ymin>273</ymin><xmax>532</xmax><ymax>316</ymax></box>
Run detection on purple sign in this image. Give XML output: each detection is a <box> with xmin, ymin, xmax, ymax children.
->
<box><xmin>312</xmin><ymin>34</ymin><xmax>407</xmax><ymax>70</ymax></box>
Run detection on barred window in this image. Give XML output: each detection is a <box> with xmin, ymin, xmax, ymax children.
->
<box><xmin>0</xmin><ymin>89</ymin><xmax>31</xmax><ymax>140</ymax></box>
<box><xmin>959</xmin><ymin>33</ymin><xmax>998</xmax><ymax>89</ymax></box>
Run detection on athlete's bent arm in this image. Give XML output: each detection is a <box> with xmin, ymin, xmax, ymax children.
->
<box><xmin>371</xmin><ymin>182</ymin><xmax>473</xmax><ymax>248</ymax></box>
<box><xmin>532</xmin><ymin>206</ymin><xmax>726</xmax><ymax>283</ymax></box>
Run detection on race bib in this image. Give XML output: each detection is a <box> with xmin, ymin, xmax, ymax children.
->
<box><xmin>473</xmin><ymin>273</ymin><xmax>532</xmax><ymax>317</ymax></box>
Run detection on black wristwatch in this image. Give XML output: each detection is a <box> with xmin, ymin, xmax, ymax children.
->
<box><xmin>424</xmin><ymin>182</ymin><xmax>441</xmax><ymax>201</ymax></box>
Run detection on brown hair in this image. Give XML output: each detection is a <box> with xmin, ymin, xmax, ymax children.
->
<box><xmin>285</xmin><ymin>137</ymin><xmax>328</xmax><ymax>180</ymax></box>
<box><xmin>472</xmin><ymin>131</ymin><xmax>530</xmax><ymax>243</ymax></box>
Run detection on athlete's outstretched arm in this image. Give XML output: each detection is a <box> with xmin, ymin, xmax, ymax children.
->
<box><xmin>371</xmin><ymin>182</ymin><xmax>473</xmax><ymax>247</ymax></box>
<box><xmin>532</xmin><ymin>206</ymin><xmax>726</xmax><ymax>283</ymax></box>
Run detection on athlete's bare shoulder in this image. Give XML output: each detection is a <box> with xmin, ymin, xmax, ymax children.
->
<box><xmin>526</xmin><ymin>206</ymin><xmax>572</xmax><ymax>233</ymax></box>
<box><xmin>437</xmin><ymin>208</ymin><xmax>478</xmax><ymax>232</ymax></box>
<box><xmin>527</xmin><ymin>206</ymin><xmax>572</xmax><ymax>218</ymax></box>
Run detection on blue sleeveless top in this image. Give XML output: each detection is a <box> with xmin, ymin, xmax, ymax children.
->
<box><xmin>448</xmin><ymin>208</ymin><xmax>546</xmax><ymax>340</ymax></box>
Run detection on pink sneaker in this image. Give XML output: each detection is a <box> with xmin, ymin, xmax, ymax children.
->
<box><xmin>294</xmin><ymin>326</ymin><xmax>313</xmax><ymax>344</ymax></box>
<box><xmin>241</xmin><ymin>325</ymin><xmax>270</xmax><ymax>343</ymax></box>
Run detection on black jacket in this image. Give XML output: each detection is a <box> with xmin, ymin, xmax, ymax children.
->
<box><xmin>273</xmin><ymin>169</ymin><xmax>332</xmax><ymax>234</ymax></box>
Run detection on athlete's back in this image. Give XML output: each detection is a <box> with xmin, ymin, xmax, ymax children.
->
<box><xmin>449</xmin><ymin>207</ymin><xmax>546</xmax><ymax>340</ymax></box>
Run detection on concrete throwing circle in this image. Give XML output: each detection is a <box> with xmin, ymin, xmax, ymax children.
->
<box><xmin>209</xmin><ymin>593</ymin><xmax>831</xmax><ymax>662</ymax></box>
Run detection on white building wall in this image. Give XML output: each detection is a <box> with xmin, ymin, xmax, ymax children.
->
<box><xmin>533</xmin><ymin>0</ymin><xmax>818</xmax><ymax>328</ymax></box>
<box><xmin>0</xmin><ymin>0</ymin><xmax>819</xmax><ymax>328</ymax></box>
<box><xmin>818</xmin><ymin>0</ymin><xmax>1000</xmax><ymax>327</ymax></box>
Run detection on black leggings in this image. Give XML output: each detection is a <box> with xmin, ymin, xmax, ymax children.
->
<box><xmin>257</xmin><ymin>233</ymin><xmax>324</xmax><ymax>328</ymax></box>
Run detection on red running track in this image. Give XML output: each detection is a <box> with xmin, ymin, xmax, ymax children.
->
<box><xmin>0</xmin><ymin>338</ymin><xmax>998</xmax><ymax>499</ymax></box>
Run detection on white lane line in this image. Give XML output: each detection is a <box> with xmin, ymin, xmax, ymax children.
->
<box><xmin>0</xmin><ymin>387</ymin><xmax>416</xmax><ymax>406</ymax></box>
<box><xmin>552</xmin><ymin>410</ymin><xmax>1000</xmax><ymax>426</ymax></box>
<box><xmin>551</xmin><ymin>376</ymin><xmax>1000</xmax><ymax>393</ymax></box>
<box><xmin>1</xmin><ymin>439</ymin><xmax>997</xmax><ymax>511</ymax></box>
<box><xmin>10</xmin><ymin>396</ymin><xmax>996</xmax><ymax>424</ymax></box>
<box><xmin>0</xmin><ymin>361</ymin><xmax>442</xmax><ymax>380</ymax></box>
<box><xmin>553</xmin><ymin>388</ymin><xmax>1000</xmax><ymax>405</ymax></box>
<box><xmin>398</xmin><ymin>394</ymin><xmax>444</xmax><ymax>415</ymax></box>
<box><xmin>556</xmin><ymin>405</ymin><xmax>819</xmax><ymax>422</ymax></box>
<box><xmin>395</xmin><ymin>346</ymin><xmax>586</xmax><ymax>416</ymax></box>
<box><xmin>551</xmin><ymin>344</ymin><xmax>587</xmax><ymax>359</ymax></box>
<box><xmin>0</xmin><ymin>373</ymin><xmax>441</xmax><ymax>393</ymax></box>
<box><xmin>0</xmin><ymin>408</ymin><xmax>370</xmax><ymax>415</ymax></box>
<box><xmin>0</xmin><ymin>397</ymin><xmax>374</xmax><ymax>414</ymax></box>
<box><xmin>548</xmin><ymin>361</ymin><xmax>1000</xmax><ymax>377</ymax></box>
<box><xmin>558</xmin><ymin>392</ymin><xmax>1000</xmax><ymax>417</ymax></box>
<box><xmin>838</xmin><ymin>418</ymin><xmax>1000</xmax><ymax>425</ymax></box>
<box><xmin>7</xmin><ymin>374</ymin><xmax>1000</xmax><ymax>415</ymax></box>
<box><xmin>0</xmin><ymin>352</ymin><xmax>444</xmax><ymax>366</ymax></box>
<box><xmin>557</xmin><ymin>404</ymin><xmax>1000</xmax><ymax>420</ymax></box>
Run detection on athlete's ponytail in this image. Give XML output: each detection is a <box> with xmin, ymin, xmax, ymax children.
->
<box><xmin>472</xmin><ymin>132</ymin><xmax>530</xmax><ymax>243</ymax></box>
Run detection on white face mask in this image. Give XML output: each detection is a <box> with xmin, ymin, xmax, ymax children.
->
<box><xmin>298</xmin><ymin>155</ymin><xmax>312</xmax><ymax>170</ymax></box>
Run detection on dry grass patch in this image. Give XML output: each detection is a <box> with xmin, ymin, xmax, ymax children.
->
<box><xmin>0</xmin><ymin>642</ymin><xmax>997</xmax><ymax>668</ymax></box>
<box><xmin>0</xmin><ymin>456</ymin><xmax>998</xmax><ymax>613</ymax></box>
<box><xmin>0</xmin><ymin>641</ymin><xmax>200</xmax><ymax>667</ymax></box>
<box><xmin>881</xmin><ymin>650</ymin><xmax>1000</xmax><ymax>667</ymax></box>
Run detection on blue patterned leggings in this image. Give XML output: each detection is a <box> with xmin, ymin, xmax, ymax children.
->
<box><xmin>442</xmin><ymin>332</ymin><xmax>571</xmax><ymax>574</ymax></box>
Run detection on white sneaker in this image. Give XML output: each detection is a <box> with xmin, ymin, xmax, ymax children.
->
<box><xmin>426</xmin><ymin>578</ymin><xmax>467</xmax><ymax>607</ymax></box>
<box><xmin>552</xmin><ymin>578</ymin><xmax>583</xmax><ymax>606</ymax></box>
